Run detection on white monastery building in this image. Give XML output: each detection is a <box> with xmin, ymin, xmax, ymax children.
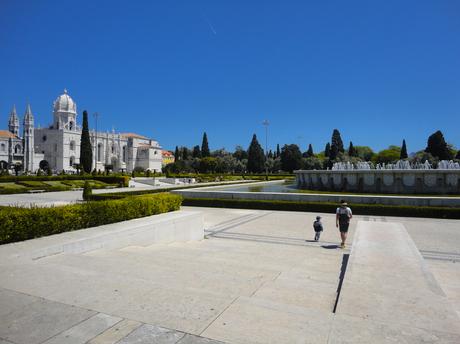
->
<box><xmin>0</xmin><ymin>90</ymin><xmax>162</xmax><ymax>173</ymax></box>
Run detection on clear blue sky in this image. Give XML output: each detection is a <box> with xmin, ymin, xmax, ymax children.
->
<box><xmin>1</xmin><ymin>0</ymin><xmax>459</xmax><ymax>153</ymax></box>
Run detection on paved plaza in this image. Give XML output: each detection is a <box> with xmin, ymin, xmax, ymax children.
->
<box><xmin>0</xmin><ymin>206</ymin><xmax>459</xmax><ymax>343</ymax></box>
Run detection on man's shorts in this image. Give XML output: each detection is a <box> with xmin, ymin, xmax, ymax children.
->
<box><xmin>339</xmin><ymin>222</ymin><xmax>350</xmax><ymax>232</ymax></box>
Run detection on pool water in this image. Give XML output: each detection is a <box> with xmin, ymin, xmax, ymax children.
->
<box><xmin>212</xmin><ymin>182</ymin><xmax>298</xmax><ymax>193</ymax></box>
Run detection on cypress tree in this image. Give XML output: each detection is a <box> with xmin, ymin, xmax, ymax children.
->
<box><xmin>181</xmin><ymin>147</ymin><xmax>189</xmax><ymax>160</ymax></box>
<box><xmin>325</xmin><ymin>142</ymin><xmax>331</xmax><ymax>157</ymax></box>
<box><xmin>79</xmin><ymin>110</ymin><xmax>93</xmax><ymax>173</ymax></box>
<box><xmin>174</xmin><ymin>146</ymin><xmax>180</xmax><ymax>161</ymax></box>
<box><xmin>247</xmin><ymin>134</ymin><xmax>265</xmax><ymax>173</ymax></box>
<box><xmin>192</xmin><ymin>145</ymin><xmax>201</xmax><ymax>158</ymax></box>
<box><xmin>348</xmin><ymin>141</ymin><xmax>356</xmax><ymax>157</ymax></box>
<box><xmin>330</xmin><ymin>129</ymin><xmax>344</xmax><ymax>160</ymax></box>
<box><xmin>425</xmin><ymin>130</ymin><xmax>452</xmax><ymax>160</ymax></box>
<box><xmin>280</xmin><ymin>144</ymin><xmax>302</xmax><ymax>172</ymax></box>
<box><xmin>307</xmin><ymin>144</ymin><xmax>314</xmax><ymax>157</ymax></box>
<box><xmin>400</xmin><ymin>139</ymin><xmax>408</xmax><ymax>159</ymax></box>
<box><xmin>276</xmin><ymin>144</ymin><xmax>280</xmax><ymax>158</ymax></box>
<box><xmin>201</xmin><ymin>132</ymin><xmax>210</xmax><ymax>157</ymax></box>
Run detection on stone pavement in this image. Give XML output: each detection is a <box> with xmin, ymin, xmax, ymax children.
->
<box><xmin>0</xmin><ymin>207</ymin><xmax>459</xmax><ymax>343</ymax></box>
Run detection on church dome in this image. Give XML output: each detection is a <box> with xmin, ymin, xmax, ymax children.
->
<box><xmin>53</xmin><ymin>89</ymin><xmax>76</xmax><ymax>114</ymax></box>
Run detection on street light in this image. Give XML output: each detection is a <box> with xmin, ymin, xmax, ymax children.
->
<box><xmin>262</xmin><ymin>119</ymin><xmax>269</xmax><ymax>180</ymax></box>
<box><xmin>93</xmin><ymin>112</ymin><xmax>99</xmax><ymax>172</ymax></box>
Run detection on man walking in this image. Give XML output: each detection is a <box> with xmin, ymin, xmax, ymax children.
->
<box><xmin>336</xmin><ymin>200</ymin><xmax>352</xmax><ymax>248</ymax></box>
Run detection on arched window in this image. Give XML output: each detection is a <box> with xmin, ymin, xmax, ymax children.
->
<box><xmin>122</xmin><ymin>146</ymin><xmax>127</xmax><ymax>162</ymax></box>
<box><xmin>69</xmin><ymin>156</ymin><xmax>75</xmax><ymax>167</ymax></box>
<box><xmin>69</xmin><ymin>121</ymin><xmax>74</xmax><ymax>131</ymax></box>
<box><xmin>97</xmin><ymin>143</ymin><xmax>103</xmax><ymax>161</ymax></box>
<box><xmin>14</xmin><ymin>144</ymin><xmax>21</xmax><ymax>154</ymax></box>
<box><xmin>0</xmin><ymin>143</ymin><xmax>5</xmax><ymax>152</ymax></box>
<box><xmin>69</xmin><ymin>141</ymin><xmax>75</xmax><ymax>151</ymax></box>
<box><xmin>111</xmin><ymin>145</ymin><xmax>115</xmax><ymax>154</ymax></box>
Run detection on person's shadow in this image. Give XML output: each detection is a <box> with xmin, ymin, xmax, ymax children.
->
<box><xmin>321</xmin><ymin>244</ymin><xmax>339</xmax><ymax>249</ymax></box>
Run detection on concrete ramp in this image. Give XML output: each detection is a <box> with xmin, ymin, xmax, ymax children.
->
<box><xmin>332</xmin><ymin>221</ymin><xmax>460</xmax><ymax>343</ymax></box>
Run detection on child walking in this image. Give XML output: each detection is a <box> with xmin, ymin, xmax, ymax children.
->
<box><xmin>313</xmin><ymin>216</ymin><xmax>323</xmax><ymax>241</ymax></box>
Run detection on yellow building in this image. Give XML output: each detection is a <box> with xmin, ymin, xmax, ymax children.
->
<box><xmin>162</xmin><ymin>150</ymin><xmax>175</xmax><ymax>166</ymax></box>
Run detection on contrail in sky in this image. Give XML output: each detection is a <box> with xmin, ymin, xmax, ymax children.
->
<box><xmin>202</xmin><ymin>12</ymin><xmax>217</xmax><ymax>35</ymax></box>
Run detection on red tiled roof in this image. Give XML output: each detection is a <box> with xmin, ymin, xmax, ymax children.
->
<box><xmin>0</xmin><ymin>130</ymin><xmax>17</xmax><ymax>139</ymax></box>
<box><xmin>120</xmin><ymin>132</ymin><xmax>149</xmax><ymax>140</ymax></box>
<box><xmin>162</xmin><ymin>150</ymin><xmax>173</xmax><ymax>157</ymax></box>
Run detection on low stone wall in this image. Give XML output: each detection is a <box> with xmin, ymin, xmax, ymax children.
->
<box><xmin>294</xmin><ymin>170</ymin><xmax>460</xmax><ymax>194</ymax></box>
<box><xmin>1</xmin><ymin>210</ymin><xmax>204</xmax><ymax>261</ymax></box>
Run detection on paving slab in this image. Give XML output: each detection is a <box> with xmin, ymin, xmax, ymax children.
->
<box><xmin>117</xmin><ymin>324</ymin><xmax>185</xmax><ymax>344</ymax></box>
<box><xmin>329</xmin><ymin>313</ymin><xmax>460</xmax><ymax>344</ymax></box>
<box><xmin>177</xmin><ymin>334</ymin><xmax>226</xmax><ymax>344</ymax></box>
<box><xmin>42</xmin><ymin>313</ymin><xmax>123</xmax><ymax>344</ymax></box>
<box><xmin>0</xmin><ymin>288</ymin><xmax>96</xmax><ymax>344</ymax></box>
<box><xmin>0</xmin><ymin>339</ymin><xmax>15</xmax><ymax>344</ymax></box>
<box><xmin>88</xmin><ymin>319</ymin><xmax>142</xmax><ymax>344</ymax></box>
<box><xmin>202</xmin><ymin>296</ymin><xmax>333</xmax><ymax>344</ymax></box>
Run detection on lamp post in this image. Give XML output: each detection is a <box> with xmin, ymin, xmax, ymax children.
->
<box><xmin>93</xmin><ymin>112</ymin><xmax>99</xmax><ymax>172</ymax></box>
<box><xmin>262</xmin><ymin>119</ymin><xmax>269</xmax><ymax>180</ymax></box>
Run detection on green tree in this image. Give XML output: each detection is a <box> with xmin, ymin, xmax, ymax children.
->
<box><xmin>79</xmin><ymin>110</ymin><xmax>93</xmax><ymax>173</ymax></box>
<box><xmin>181</xmin><ymin>147</ymin><xmax>190</xmax><ymax>160</ymax></box>
<box><xmin>201</xmin><ymin>132</ymin><xmax>210</xmax><ymax>157</ymax></box>
<box><xmin>354</xmin><ymin>146</ymin><xmax>374</xmax><ymax>161</ymax></box>
<box><xmin>329</xmin><ymin>129</ymin><xmax>344</xmax><ymax>160</ymax></box>
<box><xmin>276</xmin><ymin>144</ymin><xmax>280</xmax><ymax>158</ymax></box>
<box><xmin>425</xmin><ymin>130</ymin><xmax>452</xmax><ymax>160</ymax></box>
<box><xmin>233</xmin><ymin>145</ymin><xmax>248</xmax><ymax>161</ymax></box>
<box><xmin>247</xmin><ymin>134</ymin><xmax>265</xmax><ymax>173</ymax></box>
<box><xmin>199</xmin><ymin>157</ymin><xmax>217</xmax><ymax>173</ymax></box>
<box><xmin>400</xmin><ymin>139</ymin><xmax>408</xmax><ymax>159</ymax></box>
<box><xmin>348</xmin><ymin>141</ymin><xmax>357</xmax><ymax>157</ymax></box>
<box><xmin>301</xmin><ymin>157</ymin><xmax>323</xmax><ymax>170</ymax></box>
<box><xmin>174</xmin><ymin>146</ymin><xmax>180</xmax><ymax>161</ymax></box>
<box><xmin>324</xmin><ymin>142</ymin><xmax>331</xmax><ymax>157</ymax></box>
<box><xmin>455</xmin><ymin>150</ymin><xmax>460</xmax><ymax>160</ymax></box>
<box><xmin>192</xmin><ymin>145</ymin><xmax>201</xmax><ymax>158</ymax></box>
<box><xmin>280</xmin><ymin>144</ymin><xmax>302</xmax><ymax>172</ymax></box>
<box><xmin>306</xmin><ymin>144</ymin><xmax>314</xmax><ymax>157</ymax></box>
<box><xmin>375</xmin><ymin>146</ymin><xmax>401</xmax><ymax>164</ymax></box>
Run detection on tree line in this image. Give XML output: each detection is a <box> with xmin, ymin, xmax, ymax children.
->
<box><xmin>164</xmin><ymin>129</ymin><xmax>460</xmax><ymax>174</ymax></box>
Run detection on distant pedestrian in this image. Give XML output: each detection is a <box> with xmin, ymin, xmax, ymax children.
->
<box><xmin>313</xmin><ymin>216</ymin><xmax>323</xmax><ymax>241</ymax></box>
<box><xmin>336</xmin><ymin>201</ymin><xmax>352</xmax><ymax>248</ymax></box>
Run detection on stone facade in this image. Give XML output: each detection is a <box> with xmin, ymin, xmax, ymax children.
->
<box><xmin>0</xmin><ymin>90</ymin><xmax>162</xmax><ymax>173</ymax></box>
<box><xmin>294</xmin><ymin>170</ymin><xmax>460</xmax><ymax>194</ymax></box>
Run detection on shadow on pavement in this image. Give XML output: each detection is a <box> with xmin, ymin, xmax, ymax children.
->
<box><xmin>321</xmin><ymin>244</ymin><xmax>339</xmax><ymax>249</ymax></box>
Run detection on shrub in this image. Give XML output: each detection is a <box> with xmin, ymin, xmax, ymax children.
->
<box><xmin>82</xmin><ymin>181</ymin><xmax>92</xmax><ymax>200</ymax></box>
<box><xmin>181</xmin><ymin>198</ymin><xmax>460</xmax><ymax>219</ymax></box>
<box><xmin>0</xmin><ymin>193</ymin><xmax>182</xmax><ymax>244</ymax></box>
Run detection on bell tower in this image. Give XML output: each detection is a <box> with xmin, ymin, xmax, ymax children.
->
<box><xmin>23</xmin><ymin>104</ymin><xmax>35</xmax><ymax>172</ymax></box>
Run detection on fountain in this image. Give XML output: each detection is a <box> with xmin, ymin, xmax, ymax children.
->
<box><xmin>295</xmin><ymin>160</ymin><xmax>460</xmax><ymax>194</ymax></box>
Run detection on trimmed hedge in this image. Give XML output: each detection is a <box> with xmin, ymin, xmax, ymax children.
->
<box><xmin>0</xmin><ymin>193</ymin><xmax>182</xmax><ymax>245</ymax></box>
<box><xmin>0</xmin><ymin>175</ymin><xmax>129</xmax><ymax>187</ymax></box>
<box><xmin>182</xmin><ymin>198</ymin><xmax>460</xmax><ymax>219</ymax></box>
